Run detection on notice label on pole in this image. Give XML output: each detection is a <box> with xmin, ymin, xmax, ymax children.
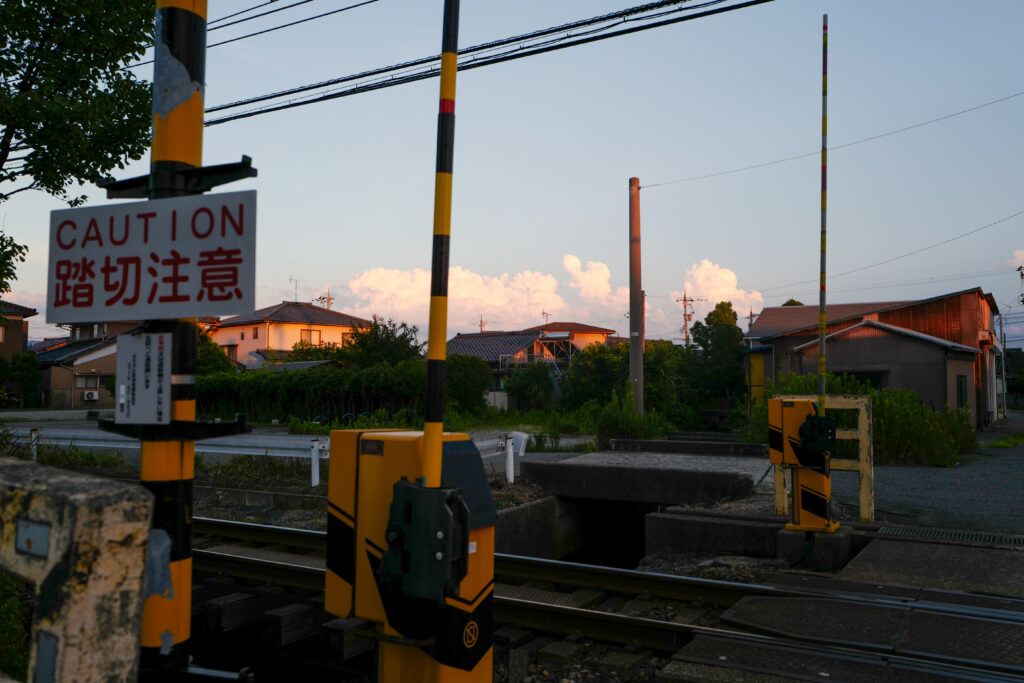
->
<box><xmin>46</xmin><ymin>190</ymin><xmax>256</xmax><ymax>323</ymax></box>
<box><xmin>116</xmin><ymin>333</ymin><xmax>172</xmax><ymax>425</ymax></box>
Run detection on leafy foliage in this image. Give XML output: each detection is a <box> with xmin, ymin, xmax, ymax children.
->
<box><xmin>197</xmin><ymin>332</ymin><xmax>235</xmax><ymax>376</ymax></box>
<box><xmin>749</xmin><ymin>371</ymin><xmax>976</xmax><ymax>467</ymax></box>
<box><xmin>445</xmin><ymin>354</ymin><xmax>491</xmax><ymax>414</ymax></box>
<box><xmin>505</xmin><ymin>361</ymin><xmax>555</xmax><ymax>410</ymax></box>
<box><xmin>782</xmin><ymin>298</ymin><xmax>804</xmax><ymax>306</ymax></box>
<box><xmin>0</xmin><ymin>572</ymin><xmax>29</xmax><ymax>682</ymax></box>
<box><xmin>0</xmin><ymin>2</ymin><xmax>152</xmax><ymax>204</ymax></box>
<box><xmin>593</xmin><ymin>390</ymin><xmax>665</xmax><ymax>449</ymax></box>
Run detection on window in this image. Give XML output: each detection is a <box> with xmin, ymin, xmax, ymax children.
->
<box><xmin>241</xmin><ymin>331</ymin><xmax>245</xmax><ymax>340</ymax></box>
<box><xmin>0</xmin><ymin>326</ymin><xmax>5</xmax><ymax>343</ymax></box>
<box><xmin>223</xmin><ymin>345</ymin><xmax>237</xmax><ymax>361</ymax></box>
<box><xmin>957</xmin><ymin>374</ymin><xmax>968</xmax><ymax>409</ymax></box>
<box><xmin>75</xmin><ymin>375</ymin><xmax>100</xmax><ymax>388</ymax></box>
<box><xmin>300</xmin><ymin>329</ymin><xmax>321</xmax><ymax>345</ymax></box>
<box><xmin>253</xmin><ymin>326</ymin><xmax>259</xmax><ymax>340</ymax></box>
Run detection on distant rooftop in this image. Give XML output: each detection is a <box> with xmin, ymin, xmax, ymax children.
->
<box><xmin>218</xmin><ymin>301</ymin><xmax>372</xmax><ymax>328</ymax></box>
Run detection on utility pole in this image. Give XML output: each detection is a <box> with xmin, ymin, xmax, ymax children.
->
<box><xmin>628</xmin><ymin>177</ymin><xmax>644</xmax><ymax>415</ymax></box>
<box><xmin>675</xmin><ymin>291</ymin><xmax>706</xmax><ymax>348</ymax></box>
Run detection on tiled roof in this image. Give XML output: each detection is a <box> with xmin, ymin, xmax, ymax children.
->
<box><xmin>0</xmin><ymin>301</ymin><xmax>38</xmax><ymax>318</ymax></box>
<box><xmin>521</xmin><ymin>322</ymin><xmax>617</xmax><ymax>334</ymax></box>
<box><xmin>749</xmin><ymin>302</ymin><xmax>912</xmax><ymax>338</ymax></box>
<box><xmin>792</xmin><ymin>320</ymin><xmax>980</xmax><ymax>354</ymax></box>
<box><xmin>446</xmin><ymin>332</ymin><xmax>538</xmax><ymax>364</ymax></box>
<box><xmin>219</xmin><ymin>301</ymin><xmax>372</xmax><ymax>328</ymax></box>
<box><xmin>35</xmin><ymin>338</ymin><xmax>111</xmax><ymax>365</ymax></box>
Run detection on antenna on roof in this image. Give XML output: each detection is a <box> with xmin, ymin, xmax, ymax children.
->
<box><xmin>288</xmin><ymin>276</ymin><xmax>301</xmax><ymax>302</ymax></box>
<box><xmin>315</xmin><ymin>288</ymin><xmax>335</xmax><ymax>310</ymax></box>
<box><xmin>541</xmin><ymin>310</ymin><xmax>551</xmax><ymax>325</ymax></box>
<box><xmin>478</xmin><ymin>314</ymin><xmax>487</xmax><ymax>332</ymax></box>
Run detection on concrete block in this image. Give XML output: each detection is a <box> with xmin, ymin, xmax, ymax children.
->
<box><xmin>496</xmin><ymin>496</ymin><xmax>583</xmax><ymax>559</ymax></box>
<box><xmin>646</xmin><ymin>513</ymin><xmax>780</xmax><ymax>557</ymax></box>
<box><xmin>521</xmin><ymin>459</ymin><xmax>753</xmax><ymax>506</ymax></box>
<box><xmin>602</xmin><ymin>651</ymin><xmax>646</xmax><ymax>677</ymax></box>
<box><xmin>0</xmin><ymin>457</ymin><xmax>152</xmax><ymax>683</ymax></box>
<box><xmin>777</xmin><ymin>526</ymin><xmax>853</xmax><ymax>572</ymax></box>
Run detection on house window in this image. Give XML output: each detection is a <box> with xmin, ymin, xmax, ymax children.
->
<box><xmin>253</xmin><ymin>326</ymin><xmax>259</xmax><ymax>340</ymax></box>
<box><xmin>241</xmin><ymin>331</ymin><xmax>245</xmax><ymax>340</ymax></box>
<box><xmin>0</xmin><ymin>326</ymin><xmax>5</xmax><ymax>343</ymax></box>
<box><xmin>956</xmin><ymin>374</ymin><xmax>968</xmax><ymax>409</ymax></box>
<box><xmin>300</xmin><ymin>329</ymin><xmax>321</xmax><ymax>345</ymax></box>
<box><xmin>340</xmin><ymin>332</ymin><xmax>351</xmax><ymax>345</ymax></box>
<box><xmin>75</xmin><ymin>375</ymin><xmax>100</xmax><ymax>388</ymax></box>
<box><xmin>223</xmin><ymin>345</ymin><xmax>237</xmax><ymax>361</ymax></box>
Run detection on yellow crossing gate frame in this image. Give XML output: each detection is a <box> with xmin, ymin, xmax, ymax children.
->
<box><xmin>773</xmin><ymin>394</ymin><xmax>874</xmax><ymax>523</ymax></box>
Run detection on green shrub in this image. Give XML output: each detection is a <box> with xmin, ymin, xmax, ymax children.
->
<box><xmin>594</xmin><ymin>390</ymin><xmax>665</xmax><ymax>449</ymax></box>
<box><xmin>0</xmin><ymin>573</ymin><xmax>30</xmax><ymax>682</ymax></box>
<box><xmin>745</xmin><ymin>372</ymin><xmax>974</xmax><ymax>467</ymax></box>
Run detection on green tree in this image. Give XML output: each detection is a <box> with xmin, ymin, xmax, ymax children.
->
<box><xmin>338</xmin><ymin>317</ymin><xmax>423</xmax><ymax>369</ymax></box>
<box><xmin>197</xmin><ymin>332</ymin><xmax>235</xmax><ymax>375</ymax></box>
<box><xmin>445</xmin><ymin>354</ymin><xmax>491</xmax><ymax>413</ymax></box>
<box><xmin>782</xmin><ymin>298</ymin><xmax>804</xmax><ymax>306</ymax></box>
<box><xmin>1</xmin><ymin>2</ymin><xmax>152</xmax><ymax>204</ymax></box>
<box><xmin>690</xmin><ymin>301</ymin><xmax>745</xmax><ymax>405</ymax></box>
<box><xmin>0</xmin><ymin>234</ymin><xmax>26</xmax><ymax>297</ymax></box>
<box><xmin>7</xmin><ymin>352</ymin><xmax>41</xmax><ymax>407</ymax></box>
<box><xmin>560</xmin><ymin>343</ymin><xmax>630</xmax><ymax>409</ymax></box>
<box><xmin>505</xmin><ymin>361</ymin><xmax>555</xmax><ymax>410</ymax></box>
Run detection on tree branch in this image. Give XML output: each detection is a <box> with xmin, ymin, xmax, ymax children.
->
<box><xmin>0</xmin><ymin>183</ymin><xmax>40</xmax><ymax>201</ymax></box>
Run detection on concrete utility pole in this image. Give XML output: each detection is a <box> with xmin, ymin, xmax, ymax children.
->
<box><xmin>676</xmin><ymin>291</ymin><xmax>706</xmax><ymax>348</ymax></box>
<box><xmin>629</xmin><ymin>177</ymin><xmax>644</xmax><ymax>415</ymax></box>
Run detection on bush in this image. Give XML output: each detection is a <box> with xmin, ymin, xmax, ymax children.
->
<box><xmin>594</xmin><ymin>390</ymin><xmax>665</xmax><ymax>449</ymax></box>
<box><xmin>746</xmin><ymin>372</ymin><xmax>975</xmax><ymax>467</ymax></box>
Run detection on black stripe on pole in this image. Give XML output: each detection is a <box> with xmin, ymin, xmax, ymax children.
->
<box><xmin>435</xmin><ymin>113</ymin><xmax>455</xmax><ymax>174</ymax></box>
<box><xmin>425</xmin><ymin>360</ymin><xmax>446</xmax><ymax>422</ymax></box>
<box><xmin>431</xmin><ymin>235</ymin><xmax>450</xmax><ymax>297</ymax></box>
<box><xmin>441</xmin><ymin>0</ymin><xmax>460</xmax><ymax>54</ymax></box>
<box><xmin>800</xmin><ymin>486</ymin><xmax>829</xmax><ymax>521</ymax></box>
<box><xmin>158</xmin><ymin>7</ymin><xmax>207</xmax><ymax>83</ymax></box>
<box><xmin>143</xmin><ymin>479</ymin><xmax>193</xmax><ymax>562</ymax></box>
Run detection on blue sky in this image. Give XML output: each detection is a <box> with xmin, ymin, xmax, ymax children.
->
<box><xmin>4</xmin><ymin>0</ymin><xmax>1024</xmax><ymax>343</ymax></box>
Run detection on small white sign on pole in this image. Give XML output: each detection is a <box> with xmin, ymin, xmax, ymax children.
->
<box><xmin>115</xmin><ymin>333</ymin><xmax>173</xmax><ymax>425</ymax></box>
<box><xmin>46</xmin><ymin>190</ymin><xmax>256</xmax><ymax>323</ymax></box>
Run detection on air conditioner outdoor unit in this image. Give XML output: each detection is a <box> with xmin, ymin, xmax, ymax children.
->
<box><xmin>83</xmin><ymin>390</ymin><xmax>99</xmax><ymax>401</ymax></box>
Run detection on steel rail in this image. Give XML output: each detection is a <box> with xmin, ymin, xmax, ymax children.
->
<box><xmin>189</xmin><ymin>547</ymin><xmax>1024</xmax><ymax>681</ymax></box>
<box><xmin>193</xmin><ymin>517</ymin><xmax>1024</xmax><ymax>623</ymax></box>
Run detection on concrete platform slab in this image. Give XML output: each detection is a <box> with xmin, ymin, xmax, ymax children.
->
<box><xmin>840</xmin><ymin>539</ymin><xmax>1024</xmax><ymax>599</ymax></box>
<box><xmin>520</xmin><ymin>451</ymin><xmax>766</xmax><ymax>505</ymax></box>
<box><xmin>721</xmin><ymin>595</ymin><xmax>1024</xmax><ymax>669</ymax></box>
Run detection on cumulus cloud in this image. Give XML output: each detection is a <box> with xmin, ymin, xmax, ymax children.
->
<box><xmin>1009</xmin><ymin>250</ymin><xmax>1024</xmax><ymax>267</ymax></box>
<box><xmin>346</xmin><ymin>266</ymin><xmax>565</xmax><ymax>333</ymax></box>
<box><xmin>671</xmin><ymin>259</ymin><xmax>763</xmax><ymax>323</ymax></box>
<box><xmin>563</xmin><ymin>255</ymin><xmax>612</xmax><ymax>300</ymax></box>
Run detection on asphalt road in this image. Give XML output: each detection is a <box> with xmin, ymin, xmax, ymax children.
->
<box><xmin>830</xmin><ymin>413</ymin><xmax>1024</xmax><ymax>535</ymax></box>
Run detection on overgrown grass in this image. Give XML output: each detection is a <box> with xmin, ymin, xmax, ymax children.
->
<box><xmin>195</xmin><ymin>453</ymin><xmax>325</xmax><ymax>490</ymax></box>
<box><xmin>984</xmin><ymin>433</ymin><xmax>1024</xmax><ymax>448</ymax></box>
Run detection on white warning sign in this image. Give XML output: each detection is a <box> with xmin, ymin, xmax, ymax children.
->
<box><xmin>116</xmin><ymin>332</ymin><xmax>172</xmax><ymax>425</ymax></box>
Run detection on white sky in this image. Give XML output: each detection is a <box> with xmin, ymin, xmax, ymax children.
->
<box><xmin>4</xmin><ymin>0</ymin><xmax>1024</xmax><ymax>345</ymax></box>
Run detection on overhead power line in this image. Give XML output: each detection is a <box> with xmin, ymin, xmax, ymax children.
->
<box><xmin>758</xmin><ymin>208</ymin><xmax>1024</xmax><ymax>294</ymax></box>
<box><xmin>204</xmin><ymin>0</ymin><xmax>773</xmax><ymax>125</ymax></box>
<box><xmin>642</xmin><ymin>89</ymin><xmax>1024</xmax><ymax>189</ymax></box>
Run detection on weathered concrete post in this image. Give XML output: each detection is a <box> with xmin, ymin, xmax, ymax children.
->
<box><xmin>0</xmin><ymin>458</ymin><xmax>153</xmax><ymax>682</ymax></box>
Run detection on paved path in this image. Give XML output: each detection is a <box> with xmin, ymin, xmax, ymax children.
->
<box><xmin>830</xmin><ymin>411</ymin><xmax>1024</xmax><ymax>535</ymax></box>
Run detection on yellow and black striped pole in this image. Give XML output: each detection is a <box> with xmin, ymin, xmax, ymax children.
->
<box><xmin>818</xmin><ymin>13</ymin><xmax>828</xmax><ymax>411</ymax></box>
<box><xmin>139</xmin><ymin>0</ymin><xmax>205</xmax><ymax>672</ymax></box>
<box><xmin>423</xmin><ymin>0</ymin><xmax>460</xmax><ymax>488</ymax></box>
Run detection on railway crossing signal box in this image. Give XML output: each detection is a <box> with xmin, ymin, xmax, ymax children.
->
<box><xmin>325</xmin><ymin>429</ymin><xmax>496</xmax><ymax>681</ymax></box>
<box><xmin>768</xmin><ymin>398</ymin><xmax>840</xmax><ymax>533</ymax></box>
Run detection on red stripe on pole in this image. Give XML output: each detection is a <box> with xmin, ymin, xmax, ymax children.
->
<box><xmin>440</xmin><ymin>98</ymin><xmax>455</xmax><ymax>114</ymax></box>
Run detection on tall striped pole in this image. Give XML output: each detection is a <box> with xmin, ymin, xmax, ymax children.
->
<box><xmin>423</xmin><ymin>0</ymin><xmax>460</xmax><ymax>488</ymax></box>
<box><xmin>818</xmin><ymin>13</ymin><xmax>828</xmax><ymax>411</ymax></box>
<box><xmin>140</xmin><ymin>0</ymin><xmax>205</xmax><ymax>672</ymax></box>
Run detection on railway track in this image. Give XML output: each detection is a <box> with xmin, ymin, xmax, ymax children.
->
<box><xmin>192</xmin><ymin>517</ymin><xmax>1024</xmax><ymax>681</ymax></box>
